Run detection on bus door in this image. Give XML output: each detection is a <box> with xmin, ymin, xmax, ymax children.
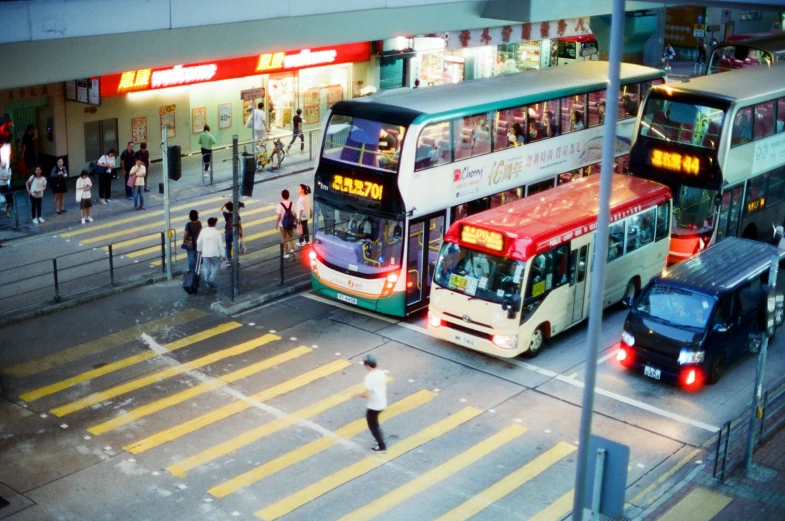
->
<box><xmin>715</xmin><ymin>184</ymin><xmax>744</xmax><ymax>242</ymax></box>
<box><xmin>567</xmin><ymin>235</ymin><xmax>592</xmax><ymax>324</ymax></box>
<box><xmin>406</xmin><ymin>213</ymin><xmax>446</xmax><ymax>312</ymax></box>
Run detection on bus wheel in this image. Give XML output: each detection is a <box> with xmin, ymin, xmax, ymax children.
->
<box><xmin>623</xmin><ymin>279</ymin><xmax>639</xmax><ymax>303</ymax></box>
<box><xmin>523</xmin><ymin>327</ymin><xmax>546</xmax><ymax>359</ymax></box>
<box><xmin>707</xmin><ymin>352</ymin><xmax>725</xmax><ymax>385</ymax></box>
<box><xmin>742</xmin><ymin>225</ymin><xmax>757</xmax><ymax>240</ymax></box>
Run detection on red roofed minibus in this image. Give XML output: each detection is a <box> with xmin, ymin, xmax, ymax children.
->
<box><xmin>427</xmin><ymin>174</ymin><xmax>672</xmax><ymax>358</ymax></box>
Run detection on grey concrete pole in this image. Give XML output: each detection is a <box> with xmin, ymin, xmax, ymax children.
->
<box><xmin>232</xmin><ymin>135</ymin><xmax>239</xmax><ymax>296</ymax></box>
<box><xmin>162</xmin><ymin>126</ymin><xmax>172</xmax><ymax>281</ymax></box>
<box><xmin>571</xmin><ymin>0</ymin><xmax>625</xmax><ymax>518</ymax></box>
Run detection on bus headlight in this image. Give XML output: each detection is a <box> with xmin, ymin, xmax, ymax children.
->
<box><xmin>428</xmin><ymin>312</ymin><xmax>441</xmax><ymax>328</ymax></box>
<box><xmin>678</xmin><ymin>349</ymin><xmax>705</xmax><ymax>365</ymax></box>
<box><xmin>621</xmin><ymin>330</ymin><xmax>635</xmax><ymax>347</ymax></box>
<box><xmin>492</xmin><ymin>334</ymin><xmax>518</xmax><ymax>350</ymax></box>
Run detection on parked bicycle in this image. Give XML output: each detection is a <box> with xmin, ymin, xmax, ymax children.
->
<box><xmin>256</xmin><ymin>138</ymin><xmax>286</xmax><ymax>171</ymax></box>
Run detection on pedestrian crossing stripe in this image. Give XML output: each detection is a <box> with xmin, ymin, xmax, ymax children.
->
<box><xmin>58</xmin><ymin>196</ymin><xmax>229</xmax><ymax>238</ymax></box>
<box><xmin>85</xmin><ymin>345</ymin><xmax>309</xmax><ymax>434</ymax></box>
<box><xmin>528</xmin><ymin>490</ymin><xmax>573</xmax><ymax>521</ymax></box>
<box><xmin>19</xmin><ymin>322</ymin><xmax>242</xmax><ymax>402</ymax></box>
<box><xmin>207</xmin><ymin>389</ymin><xmax>437</xmax><ymax>497</ymax></box>
<box><xmin>255</xmin><ymin>406</ymin><xmax>483</xmax><ymax>521</ymax></box>
<box><xmin>83</xmin><ymin>204</ymin><xmax>273</xmax><ymax>246</ymax></box>
<box><xmin>336</xmin><ymin>424</ymin><xmax>528</xmax><ymax>521</ymax></box>
<box><xmin>3</xmin><ymin>309</ymin><xmax>207</xmax><ymax>378</ymax></box>
<box><xmin>655</xmin><ymin>488</ymin><xmax>732</xmax><ymax>521</ymax></box>
<box><xmin>123</xmin><ymin>359</ymin><xmax>353</xmax><ymax>454</ymax></box>
<box><xmin>54</xmin><ymin>333</ymin><xmax>281</xmax><ymax>418</ymax></box>
<box><xmin>432</xmin><ymin>442</ymin><xmax>576</xmax><ymax>521</ymax></box>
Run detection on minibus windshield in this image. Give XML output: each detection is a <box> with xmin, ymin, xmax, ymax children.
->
<box><xmin>433</xmin><ymin>243</ymin><xmax>525</xmax><ymax>304</ymax></box>
<box><xmin>635</xmin><ymin>283</ymin><xmax>715</xmax><ymax>329</ymax></box>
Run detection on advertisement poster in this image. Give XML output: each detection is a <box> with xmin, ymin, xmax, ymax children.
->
<box><xmin>131</xmin><ymin>117</ymin><xmax>147</xmax><ymax>144</ymax></box>
<box><xmin>304</xmin><ymin>88</ymin><xmax>320</xmax><ymax>107</ymax></box>
<box><xmin>327</xmin><ymin>84</ymin><xmax>343</xmax><ymax>106</ymax></box>
<box><xmin>159</xmin><ymin>104</ymin><xmax>176</xmax><ymax>138</ymax></box>
<box><xmin>242</xmin><ymin>100</ymin><xmax>253</xmax><ymax>126</ymax></box>
<box><xmin>88</xmin><ymin>78</ymin><xmax>101</xmax><ymax>106</ymax></box>
<box><xmin>304</xmin><ymin>107</ymin><xmax>320</xmax><ymax>125</ymax></box>
<box><xmin>218</xmin><ymin>103</ymin><xmax>232</xmax><ymax>129</ymax></box>
<box><xmin>192</xmin><ymin>107</ymin><xmax>207</xmax><ymax>134</ymax></box>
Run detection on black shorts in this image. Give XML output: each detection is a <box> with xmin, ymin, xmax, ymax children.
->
<box><xmin>80</xmin><ymin>198</ymin><xmax>92</xmax><ymax>210</ymax></box>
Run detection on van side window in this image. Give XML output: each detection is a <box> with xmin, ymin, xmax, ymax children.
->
<box><xmin>738</xmin><ymin>276</ymin><xmax>763</xmax><ymax>314</ymax></box>
<box><xmin>713</xmin><ymin>295</ymin><xmax>734</xmax><ymax>326</ymax></box>
<box><xmin>655</xmin><ymin>201</ymin><xmax>670</xmax><ymax>241</ymax></box>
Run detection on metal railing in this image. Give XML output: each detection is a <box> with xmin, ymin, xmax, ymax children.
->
<box><xmin>0</xmin><ymin>190</ymin><xmax>29</xmax><ymax>232</ymax></box>
<box><xmin>713</xmin><ymin>374</ymin><xmax>785</xmax><ymax>481</ymax></box>
<box><xmin>0</xmin><ymin>229</ymin><xmax>177</xmax><ymax>321</ymax></box>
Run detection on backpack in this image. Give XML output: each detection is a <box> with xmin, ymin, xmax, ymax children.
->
<box><xmin>280</xmin><ymin>202</ymin><xmax>296</xmax><ymax>229</ymax></box>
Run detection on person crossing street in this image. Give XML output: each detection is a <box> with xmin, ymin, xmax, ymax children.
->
<box><xmin>354</xmin><ymin>354</ymin><xmax>387</xmax><ymax>453</ymax></box>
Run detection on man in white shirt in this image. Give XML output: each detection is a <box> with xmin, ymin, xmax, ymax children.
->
<box><xmin>246</xmin><ymin>102</ymin><xmax>268</xmax><ymax>152</ymax></box>
<box><xmin>196</xmin><ymin>217</ymin><xmax>224</xmax><ymax>288</ymax></box>
<box><xmin>354</xmin><ymin>354</ymin><xmax>387</xmax><ymax>453</ymax></box>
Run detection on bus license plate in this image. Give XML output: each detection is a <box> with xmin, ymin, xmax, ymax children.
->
<box><xmin>644</xmin><ymin>365</ymin><xmax>661</xmax><ymax>380</ymax></box>
<box><xmin>336</xmin><ymin>293</ymin><xmax>357</xmax><ymax>305</ymax></box>
<box><xmin>453</xmin><ymin>334</ymin><xmax>476</xmax><ymax>347</ymax></box>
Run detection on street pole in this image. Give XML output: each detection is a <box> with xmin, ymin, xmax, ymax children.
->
<box><xmin>231</xmin><ymin>135</ymin><xmax>240</xmax><ymax>297</ymax></box>
<box><xmin>571</xmin><ymin>0</ymin><xmax>625</xmax><ymax>518</ymax></box>
<box><xmin>162</xmin><ymin>125</ymin><xmax>172</xmax><ymax>281</ymax></box>
<box><xmin>744</xmin><ymin>253</ymin><xmax>778</xmax><ymax>471</ymax></box>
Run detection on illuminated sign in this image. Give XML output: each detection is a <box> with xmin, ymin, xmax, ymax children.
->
<box><xmin>102</xmin><ymin>42</ymin><xmax>371</xmax><ymax>97</ymax></box>
<box><xmin>747</xmin><ymin>197</ymin><xmax>765</xmax><ymax>214</ymax></box>
<box><xmin>460</xmin><ymin>225</ymin><xmax>505</xmax><ymax>252</ymax></box>
<box><xmin>332</xmin><ymin>175</ymin><xmax>384</xmax><ymax>200</ymax></box>
<box><xmin>650</xmin><ymin>149</ymin><xmax>700</xmax><ymax>176</ymax></box>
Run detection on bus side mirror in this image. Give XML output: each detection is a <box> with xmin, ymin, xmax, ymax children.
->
<box><xmin>502</xmin><ymin>294</ymin><xmax>521</xmax><ymax>319</ymax></box>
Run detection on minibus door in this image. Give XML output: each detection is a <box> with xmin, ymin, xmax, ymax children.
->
<box><xmin>405</xmin><ymin>213</ymin><xmax>445</xmax><ymax>313</ymax></box>
<box><xmin>568</xmin><ymin>240</ymin><xmax>591</xmax><ymax>324</ymax></box>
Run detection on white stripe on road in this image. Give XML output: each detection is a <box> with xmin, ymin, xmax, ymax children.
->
<box><xmin>301</xmin><ymin>293</ymin><xmax>720</xmax><ymax>433</ymax></box>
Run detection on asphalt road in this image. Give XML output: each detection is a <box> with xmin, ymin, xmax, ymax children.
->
<box><xmin>1</xmin><ymin>280</ymin><xmax>783</xmax><ymax>521</ymax></box>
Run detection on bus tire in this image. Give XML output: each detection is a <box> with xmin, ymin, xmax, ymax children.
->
<box><xmin>707</xmin><ymin>352</ymin><xmax>726</xmax><ymax>385</ymax></box>
<box><xmin>523</xmin><ymin>326</ymin><xmax>546</xmax><ymax>359</ymax></box>
<box><xmin>623</xmin><ymin>278</ymin><xmax>639</xmax><ymax>303</ymax></box>
<box><xmin>742</xmin><ymin>224</ymin><xmax>757</xmax><ymax>240</ymax></box>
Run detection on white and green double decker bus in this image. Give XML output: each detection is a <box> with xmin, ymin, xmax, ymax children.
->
<box><xmin>309</xmin><ymin>61</ymin><xmax>665</xmax><ymax>316</ymax></box>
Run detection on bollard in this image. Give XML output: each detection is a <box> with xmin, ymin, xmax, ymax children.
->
<box><xmin>108</xmin><ymin>244</ymin><xmax>115</xmax><ymax>285</ymax></box>
<box><xmin>52</xmin><ymin>258</ymin><xmax>61</xmax><ymax>303</ymax></box>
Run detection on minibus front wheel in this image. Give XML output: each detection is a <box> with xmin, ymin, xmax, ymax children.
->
<box><xmin>523</xmin><ymin>326</ymin><xmax>547</xmax><ymax>359</ymax></box>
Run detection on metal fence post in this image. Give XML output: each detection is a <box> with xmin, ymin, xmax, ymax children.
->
<box><xmin>758</xmin><ymin>390</ymin><xmax>769</xmax><ymax>445</ymax></box>
<box><xmin>280</xmin><ymin>242</ymin><xmax>285</xmax><ymax>284</ymax></box>
<box><xmin>160</xmin><ymin>232</ymin><xmax>166</xmax><ymax>273</ymax></box>
<box><xmin>720</xmin><ymin>421</ymin><xmax>731</xmax><ymax>481</ymax></box>
<box><xmin>308</xmin><ymin>131</ymin><xmax>314</xmax><ymax>161</ymax></box>
<box><xmin>231</xmin><ymin>135</ymin><xmax>240</xmax><ymax>297</ymax></box>
<box><xmin>209</xmin><ymin>152</ymin><xmax>214</xmax><ymax>185</ymax></box>
<box><xmin>13</xmin><ymin>191</ymin><xmax>20</xmax><ymax>230</ymax></box>
<box><xmin>108</xmin><ymin>244</ymin><xmax>115</xmax><ymax>285</ymax></box>
<box><xmin>52</xmin><ymin>258</ymin><xmax>60</xmax><ymax>302</ymax></box>
<box><xmin>713</xmin><ymin>425</ymin><xmax>723</xmax><ymax>478</ymax></box>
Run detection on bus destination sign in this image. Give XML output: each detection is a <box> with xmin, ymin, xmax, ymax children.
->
<box><xmin>649</xmin><ymin>149</ymin><xmax>700</xmax><ymax>176</ymax></box>
<box><xmin>331</xmin><ymin>174</ymin><xmax>384</xmax><ymax>201</ymax></box>
<box><xmin>461</xmin><ymin>225</ymin><xmax>505</xmax><ymax>252</ymax></box>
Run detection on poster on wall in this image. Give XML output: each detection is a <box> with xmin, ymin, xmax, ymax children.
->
<box><xmin>304</xmin><ymin>88</ymin><xmax>320</xmax><ymax>107</ymax></box>
<box><xmin>159</xmin><ymin>104</ymin><xmax>176</xmax><ymax>138</ymax></box>
<box><xmin>304</xmin><ymin>107</ymin><xmax>320</xmax><ymax>125</ymax></box>
<box><xmin>192</xmin><ymin>107</ymin><xmax>207</xmax><ymax>134</ymax></box>
<box><xmin>242</xmin><ymin>99</ymin><xmax>253</xmax><ymax>126</ymax></box>
<box><xmin>665</xmin><ymin>5</ymin><xmax>705</xmax><ymax>47</ymax></box>
<box><xmin>218</xmin><ymin>103</ymin><xmax>232</xmax><ymax>129</ymax></box>
<box><xmin>131</xmin><ymin>117</ymin><xmax>148</xmax><ymax>144</ymax></box>
<box><xmin>327</xmin><ymin>84</ymin><xmax>343</xmax><ymax>106</ymax></box>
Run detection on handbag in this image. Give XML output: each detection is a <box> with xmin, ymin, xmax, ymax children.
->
<box><xmin>127</xmin><ymin>174</ymin><xmax>136</xmax><ymax>187</ymax></box>
<box><xmin>238</xmin><ymin>237</ymin><xmax>246</xmax><ymax>255</ymax></box>
<box><xmin>296</xmin><ymin>222</ymin><xmax>303</xmax><ymax>236</ymax></box>
<box><xmin>181</xmin><ymin>235</ymin><xmax>194</xmax><ymax>250</ymax></box>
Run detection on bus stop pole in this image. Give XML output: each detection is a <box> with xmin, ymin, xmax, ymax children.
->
<box><xmin>571</xmin><ymin>0</ymin><xmax>625</xmax><ymax>518</ymax></box>
<box><xmin>232</xmin><ymin>135</ymin><xmax>240</xmax><ymax>297</ymax></box>
<box><xmin>162</xmin><ymin>125</ymin><xmax>172</xmax><ymax>281</ymax></box>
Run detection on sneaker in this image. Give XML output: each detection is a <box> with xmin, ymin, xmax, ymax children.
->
<box><xmin>126</xmin><ymin>196</ymin><xmax>133</xmax><ymax>200</ymax></box>
<box><xmin>283</xmin><ymin>253</ymin><xmax>291</xmax><ymax>259</ymax></box>
<box><xmin>371</xmin><ymin>446</ymin><xmax>387</xmax><ymax>453</ymax></box>
<box><xmin>87</xmin><ymin>216</ymin><xmax>94</xmax><ymax>222</ymax></box>
<box><xmin>81</xmin><ymin>217</ymin><xmax>86</xmax><ymax>224</ymax></box>
<box><xmin>62</xmin><ymin>208</ymin><xmax>68</xmax><ymax>213</ymax></box>
<box><xmin>56</xmin><ymin>211</ymin><xmax>62</xmax><ymax>215</ymax></box>
<box><xmin>140</xmin><ymin>206</ymin><xmax>145</xmax><ymax>210</ymax></box>
<box><xmin>106</xmin><ymin>199</ymin><xmax>112</xmax><ymax>203</ymax></box>
<box><xmin>144</xmin><ymin>188</ymin><xmax>150</xmax><ymax>192</ymax></box>
<box><xmin>38</xmin><ymin>217</ymin><xmax>45</xmax><ymax>223</ymax></box>
<box><xmin>32</xmin><ymin>217</ymin><xmax>39</xmax><ymax>224</ymax></box>
<box><xmin>100</xmin><ymin>199</ymin><xmax>107</xmax><ymax>205</ymax></box>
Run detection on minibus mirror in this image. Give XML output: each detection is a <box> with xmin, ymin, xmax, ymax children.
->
<box><xmin>712</xmin><ymin>321</ymin><xmax>730</xmax><ymax>333</ymax></box>
<box><xmin>621</xmin><ymin>296</ymin><xmax>633</xmax><ymax>308</ymax></box>
<box><xmin>502</xmin><ymin>294</ymin><xmax>521</xmax><ymax>319</ymax></box>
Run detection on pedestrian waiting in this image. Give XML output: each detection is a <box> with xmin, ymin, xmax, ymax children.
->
<box><xmin>276</xmin><ymin>189</ymin><xmax>297</xmax><ymax>258</ymax></box>
<box><xmin>121</xmin><ymin>141</ymin><xmax>136</xmax><ymax>200</ymax></box>
<box><xmin>197</xmin><ymin>217</ymin><xmax>223</xmax><ymax>289</ymax></box>
<box><xmin>296</xmin><ymin>184</ymin><xmax>312</xmax><ymax>246</ymax></box>
<box><xmin>1</xmin><ymin>160</ymin><xmax>13</xmax><ymax>218</ymax></box>
<box><xmin>75</xmin><ymin>169</ymin><xmax>94</xmax><ymax>224</ymax></box>
<box><xmin>183</xmin><ymin>210</ymin><xmax>202</xmax><ymax>272</ymax></box>
<box><xmin>50</xmin><ymin>158</ymin><xmax>68</xmax><ymax>215</ymax></box>
<box><xmin>221</xmin><ymin>201</ymin><xmax>243</xmax><ymax>266</ymax></box>
<box><xmin>129</xmin><ymin>157</ymin><xmax>147</xmax><ymax>210</ymax></box>
<box><xmin>96</xmin><ymin>149</ymin><xmax>116</xmax><ymax>204</ymax></box>
<box><xmin>26</xmin><ymin>166</ymin><xmax>47</xmax><ymax>224</ymax></box>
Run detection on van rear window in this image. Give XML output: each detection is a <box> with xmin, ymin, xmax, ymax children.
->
<box><xmin>635</xmin><ymin>283</ymin><xmax>715</xmax><ymax>329</ymax></box>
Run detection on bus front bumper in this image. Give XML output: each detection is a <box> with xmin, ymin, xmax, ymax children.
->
<box><xmin>311</xmin><ymin>274</ymin><xmax>406</xmax><ymax>317</ymax></box>
<box><xmin>427</xmin><ymin>315</ymin><xmax>522</xmax><ymax>358</ymax></box>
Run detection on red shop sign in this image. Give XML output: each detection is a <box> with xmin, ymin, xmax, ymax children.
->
<box><xmin>101</xmin><ymin>42</ymin><xmax>370</xmax><ymax>97</ymax></box>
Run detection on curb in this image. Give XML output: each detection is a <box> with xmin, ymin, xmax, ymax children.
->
<box><xmin>211</xmin><ymin>280</ymin><xmax>311</xmax><ymax>316</ymax></box>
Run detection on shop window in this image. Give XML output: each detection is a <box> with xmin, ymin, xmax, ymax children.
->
<box><xmin>731</xmin><ymin>107</ymin><xmax>753</xmax><ymax>146</ymax></box>
<box><xmin>625</xmin><ymin>208</ymin><xmax>656</xmax><ymax>253</ymax></box>
<box><xmin>754</xmin><ymin>101</ymin><xmax>775</xmax><ymax>140</ymax></box>
<box><xmin>655</xmin><ymin>201</ymin><xmax>670</xmax><ymax>242</ymax></box>
<box><xmin>524</xmin><ymin>244</ymin><xmax>570</xmax><ymax>318</ymax></box>
<box><xmin>415</xmin><ymin>121</ymin><xmax>451</xmax><ymax>171</ymax></box>
<box><xmin>619</xmin><ymin>84</ymin><xmax>639</xmax><ymax>119</ymax></box>
<box><xmin>588</xmin><ymin>91</ymin><xmax>607</xmax><ymax>127</ymax></box>
<box><xmin>744</xmin><ymin>172</ymin><xmax>769</xmax><ymax>216</ymax></box>
<box><xmin>561</xmin><ymin>94</ymin><xmax>586</xmax><ymax>133</ymax></box>
<box><xmin>558</xmin><ymin>169</ymin><xmax>583</xmax><ymax>185</ymax></box>
<box><xmin>527</xmin><ymin>178</ymin><xmax>555</xmax><ymax>196</ymax></box>
<box><xmin>608</xmin><ymin>222</ymin><xmax>625</xmax><ymax>261</ymax></box>
<box><xmin>767</xmin><ymin>167</ymin><xmax>785</xmax><ymax>206</ymax></box>
<box><xmin>527</xmin><ymin>103</ymin><xmax>545</xmax><ymax>142</ymax></box>
<box><xmin>777</xmin><ymin>98</ymin><xmax>785</xmax><ymax>133</ymax></box>
<box><xmin>452</xmin><ymin>112</ymin><xmax>492</xmax><ymax>161</ymax></box>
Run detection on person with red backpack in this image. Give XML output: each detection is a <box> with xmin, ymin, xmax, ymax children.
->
<box><xmin>276</xmin><ymin>189</ymin><xmax>297</xmax><ymax>258</ymax></box>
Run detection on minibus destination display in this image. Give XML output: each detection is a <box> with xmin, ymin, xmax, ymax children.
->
<box><xmin>460</xmin><ymin>225</ymin><xmax>505</xmax><ymax>252</ymax></box>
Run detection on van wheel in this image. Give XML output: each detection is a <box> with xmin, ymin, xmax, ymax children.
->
<box><xmin>707</xmin><ymin>353</ymin><xmax>726</xmax><ymax>385</ymax></box>
<box><xmin>523</xmin><ymin>327</ymin><xmax>546</xmax><ymax>359</ymax></box>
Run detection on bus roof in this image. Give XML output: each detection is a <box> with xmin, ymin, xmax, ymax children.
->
<box><xmin>721</xmin><ymin>32</ymin><xmax>785</xmax><ymax>52</ymax></box>
<box><xmin>559</xmin><ymin>34</ymin><xmax>597</xmax><ymax>43</ymax></box>
<box><xmin>339</xmin><ymin>61</ymin><xmax>662</xmax><ymax>123</ymax></box>
<box><xmin>444</xmin><ymin>174</ymin><xmax>672</xmax><ymax>262</ymax></box>
<box><xmin>648</xmin><ymin>61</ymin><xmax>785</xmax><ymax>104</ymax></box>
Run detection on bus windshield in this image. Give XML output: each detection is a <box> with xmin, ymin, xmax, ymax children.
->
<box><xmin>707</xmin><ymin>45</ymin><xmax>774</xmax><ymax>75</ymax></box>
<box><xmin>672</xmin><ymin>185</ymin><xmax>716</xmax><ymax>236</ymax></box>
<box><xmin>313</xmin><ymin>200</ymin><xmax>403</xmax><ymax>276</ymax></box>
<box><xmin>639</xmin><ymin>97</ymin><xmax>725</xmax><ymax>149</ymax></box>
<box><xmin>635</xmin><ymin>283</ymin><xmax>715</xmax><ymax>330</ymax></box>
<box><xmin>321</xmin><ymin>114</ymin><xmax>406</xmax><ymax>173</ymax></box>
<box><xmin>433</xmin><ymin>243</ymin><xmax>525</xmax><ymax>304</ymax></box>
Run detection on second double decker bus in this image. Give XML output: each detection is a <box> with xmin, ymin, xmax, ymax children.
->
<box><xmin>630</xmin><ymin>62</ymin><xmax>785</xmax><ymax>264</ymax></box>
<box><xmin>310</xmin><ymin>62</ymin><xmax>665</xmax><ymax>316</ymax></box>
<box><xmin>427</xmin><ymin>174</ymin><xmax>672</xmax><ymax>358</ymax></box>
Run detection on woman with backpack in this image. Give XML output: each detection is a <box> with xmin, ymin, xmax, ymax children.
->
<box><xmin>276</xmin><ymin>189</ymin><xmax>297</xmax><ymax>258</ymax></box>
<box><xmin>296</xmin><ymin>184</ymin><xmax>312</xmax><ymax>246</ymax></box>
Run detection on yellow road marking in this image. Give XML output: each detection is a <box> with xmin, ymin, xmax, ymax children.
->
<box><xmin>3</xmin><ymin>309</ymin><xmax>207</xmax><ymax>378</ymax></box>
<box><xmin>123</xmin><ymin>359</ymin><xmax>352</xmax><ymax>454</ymax></box>
<box><xmin>528</xmin><ymin>490</ymin><xmax>574</xmax><ymax>521</ymax></box>
<box><xmin>656</xmin><ymin>488</ymin><xmax>732</xmax><ymax>521</ymax></box>
<box><xmin>55</xmin><ymin>333</ymin><xmax>280</xmax><ymax>418</ymax></box>
<box><xmin>629</xmin><ymin>448</ymin><xmax>703</xmax><ymax>507</ymax></box>
<box><xmin>208</xmin><ymin>389</ymin><xmax>435</xmax><ymax>496</ymax></box>
<box><xmin>433</xmin><ymin>441</ymin><xmax>575</xmax><ymax>521</ymax></box>
<box><xmin>85</xmin><ymin>345</ymin><xmax>307</xmax><ymax>434</ymax></box>
<box><xmin>83</xmin><ymin>205</ymin><xmax>273</xmax><ymax>246</ymax></box>
<box><xmin>339</xmin><ymin>425</ymin><xmax>528</xmax><ymax>521</ymax></box>
<box><xmin>59</xmin><ymin>196</ymin><xmax>229</xmax><ymax>238</ymax></box>
<box><xmin>20</xmin><ymin>322</ymin><xmax>242</xmax><ymax>402</ymax></box>
<box><xmin>255</xmin><ymin>406</ymin><xmax>483</xmax><ymax>521</ymax></box>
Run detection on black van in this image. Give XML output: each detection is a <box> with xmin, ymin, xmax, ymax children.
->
<box><xmin>617</xmin><ymin>238</ymin><xmax>785</xmax><ymax>388</ymax></box>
